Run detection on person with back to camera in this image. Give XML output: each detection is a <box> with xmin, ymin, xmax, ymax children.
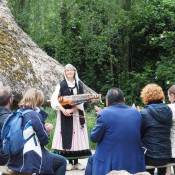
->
<box><xmin>85</xmin><ymin>87</ymin><xmax>146</xmax><ymax>175</ymax></box>
<box><xmin>0</xmin><ymin>86</ymin><xmax>12</xmax><ymax>165</ymax></box>
<box><xmin>167</xmin><ymin>85</ymin><xmax>175</xmax><ymax>171</ymax></box>
<box><xmin>7</xmin><ymin>88</ymin><xmax>67</xmax><ymax>175</ymax></box>
<box><xmin>50</xmin><ymin>64</ymin><xmax>91</xmax><ymax>171</ymax></box>
<box><xmin>140</xmin><ymin>83</ymin><xmax>172</xmax><ymax>175</ymax></box>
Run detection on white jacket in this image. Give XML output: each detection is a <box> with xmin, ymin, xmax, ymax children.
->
<box><xmin>168</xmin><ymin>103</ymin><xmax>175</xmax><ymax>157</ymax></box>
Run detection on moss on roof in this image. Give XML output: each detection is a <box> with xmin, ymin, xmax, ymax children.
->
<box><xmin>0</xmin><ymin>19</ymin><xmax>37</xmax><ymax>83</ymax></box>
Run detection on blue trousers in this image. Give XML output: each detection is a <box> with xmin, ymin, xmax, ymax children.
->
<box><xmin>85</xmin><ymin>155</ymin><xmax>94</xmax><ymax>175</ymax></box>
<box><xmin>50</xmin><ymin>152</ymin><xmax>67</xmax><ymax>175</ymax></box>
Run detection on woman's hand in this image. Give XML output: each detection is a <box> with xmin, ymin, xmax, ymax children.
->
<box><xmin>65</xmin><ymin>109</ymin><xmax>74</xmax><ymax>116</ymax></box>
<box><xmin>56</xmin><ymin>106</ymin><xmax>71</xmax><ymax>116</ymax></box>
<box><xmin>63</xmin><ymin>107</ymin><xmax>78</xmax><ymax>116</ymax></box>
<box><xmin>45</xmin><ymin>123</ymin><xmax>53</xmax><ymax>132</ymax></box>
<box><xmin>62</xmin><ymin>109</ymin><xmax>72</xmax><ymax>116</ymax></box>
<box><xmin>56</xmin><ymin>105</ymin><xmax>78</xmax><ymax>116</ymax></box>
<box><xmin>94</xmin><ymin>105</ymin><xmax>102</xmax><ymax>113</ymax></box>
<box><xmin>65</xmin><ymin>106</ymin><xmax>78</xmax><ymax>115</ymax></box>
<box><xmin>132</xmin><ymin>103</ymin><xmax>141</xmax><ymax>111</ymax></box>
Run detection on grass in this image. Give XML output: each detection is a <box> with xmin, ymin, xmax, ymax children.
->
<box><xmin>44</xmin><ymin>106</ymin><xmax>97</xmax><ymax>151</ymax></box>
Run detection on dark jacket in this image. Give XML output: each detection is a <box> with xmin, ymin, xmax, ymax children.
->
<box><xmin>141</xmin><ymin>102</ymin><xmax>172</xmax><ymax>159</ymax></box>
<box><xmin>60</xmin><ymin>79</ymin><xmax>84</xmax><ymax>96</ymax></box>
<box><xmin>0</xmin><ymin>106</ymin><xmax>11</xmax><ymax>165</ymax></box>
<box><xmin>7</xmin><ymin>108</ymin><xmax>53</xmax><ymax>174</ymax></box>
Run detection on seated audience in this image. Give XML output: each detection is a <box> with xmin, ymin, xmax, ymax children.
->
<box><xmin>7</xmin><ymin>88</ymin><xmax>67</xmax><ymax>175</ymax></box>
<box><xmin>85</xmin><ymin>87</ymin><xmax>146</xmax><ymax>175</ymax></box>
<box><xmin>140</xmin><ymin>84</ymin><xmax>172</xmax><ymax>175</ymax></box>
<box><xmin>0</xmin><ymin>86</ymin><xmax>12</xmax><ymax>165</ymax></box>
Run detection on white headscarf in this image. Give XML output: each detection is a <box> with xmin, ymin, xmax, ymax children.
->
<box><xmin>0</xmin><ymin>82</ymin><xmax>3</xmax><ymax>88</ymax></box>
<box><xmin>63</xmin><ymin>64</ymin><xmax>79</xmax><ymax>83</ymax></box>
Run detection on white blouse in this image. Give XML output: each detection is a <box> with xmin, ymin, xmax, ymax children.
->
<box><xmin>168</xmin><ymin>103</ymin><xmax>175</xmax><ymax>158</ymax></box>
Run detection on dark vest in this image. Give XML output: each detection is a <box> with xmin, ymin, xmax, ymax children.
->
<box><xmin>59</xmin><ymin>80</ymin><xmax>85</xmax><ymax>149</ymax></box>
<box><xmin>60</xmin><ymin>80</ymin><xmax>84</xmax><ymax>96</ymax></box>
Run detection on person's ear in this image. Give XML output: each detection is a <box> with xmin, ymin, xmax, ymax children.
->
<box><xmin>169</xmin><ymin>93</ymin><xmax>174</xmax><ymax>103</ymax></box>
<box><xmin>172</xmin><ymin>94</ymin><xmax>175</xmax><ymax>101</ymax></box>
<box><xmin>9</xmin><ymin>97</ymin><xmax>13</xmax><ymax>105</ymax></box>
<box><xmin>106</xmin><ymin>100</ymin><xmax>109</xmax><ymax>107</ymax></box>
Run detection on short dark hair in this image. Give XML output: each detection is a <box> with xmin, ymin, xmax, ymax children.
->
<box><xmin>0</xmin><ymin>86</ymin><xmax>13</xmax><ymax>106</ymax></box>
<box><xmin>106</xmin><ymin>88</ymin><xmax>124</xmax><ymax>105</ymax></box>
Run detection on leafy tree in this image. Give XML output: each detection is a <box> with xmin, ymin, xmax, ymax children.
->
<box><xmin>8</xmin><ymin>0</ymin><xmax>175</xmax><ymax>105</ymax></box>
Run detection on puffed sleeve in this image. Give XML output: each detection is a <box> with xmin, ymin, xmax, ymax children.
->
<box><xmin>76</xmin><ymin>103</ymin><xmax>84</xmax><ymax>110</ymax></box>
<box><xmin>50</xmin><ymin>84</ymin><xmax>61</xmax><ymax>110</ymax></box>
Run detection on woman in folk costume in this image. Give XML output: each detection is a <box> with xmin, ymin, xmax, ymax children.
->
<box><xmin>51</xmin><ymin>64</ymin><xmax>91</xmax><ymax>171</ymax></box>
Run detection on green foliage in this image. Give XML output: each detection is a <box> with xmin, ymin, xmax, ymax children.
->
<box><xmin>156</xmin><ymin>55</ymin><xmax>175</xmax><ymax>91</ymax></box>
<box><xmin>8</xmin><ymin>0</ymin><xmax>175</xmax><ymax>105</ymax></box>
<box><xmin>85</xmin><ymin>109</ymin><xmax>98</xmax><ymax>150</ymax></box>
<box><xmin>44</xmin><ymin>107</ymin><xmax>58</xmax><ymax>150</ymax></box>
<box><xmin>119</xmin><ymin>66</ymin><xmax>156</xmax><ymax>106</ymax></box>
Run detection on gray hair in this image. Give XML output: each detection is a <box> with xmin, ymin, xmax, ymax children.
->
<box><xmin>63</xmin><ymin>63</ymin><xmax>79</xmax><ymax>83</ymax></box>
<box><xmin>106</xmin><ymin>88</ymin><xmax>124</xmax><ymax>105</ymax></box>
<box><xmin>0</xmin><ymin>86</ymin><xmax>13</xmax><ymax>106</ymax></box>
<box><xmin>64</xmin><ymin>64</ymin><xmax>76</xmax><ymax>71</ymax></box>
<box><xmin>168</xmin><ymin>85</ymin><xmax>175</xmax><ymax>95</ymax></box>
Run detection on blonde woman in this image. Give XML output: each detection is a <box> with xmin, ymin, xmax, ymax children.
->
<box><xmin>140</xmin><ymin>84</ymin><xmax>172</xmax><ymax>175</ymax></box>
<box><xmin>51</xmin><ymin>64</ymin><xmax>91</xmax><ymax>171</ymax></box>
<box><xmin>7</xmin><ymin>88</ymin><xmax>66</xmax><ymax>175</ymax></box>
